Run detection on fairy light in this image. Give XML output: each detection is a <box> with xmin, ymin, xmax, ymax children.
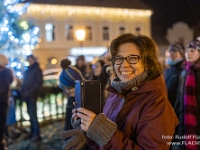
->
<box><xmin>20</xmin><ymin>4</ymin><xmax>152</xmax><ymax>22</ymax></box>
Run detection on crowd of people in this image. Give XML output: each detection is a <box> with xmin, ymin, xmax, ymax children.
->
<box><xmin>164</xmin><ymin>38</ymin><xmax>200</xmax><ymax>150</ymax></box>
<box><xmin>0</xmin><ymin>33</ymin><xmax>200</xmax><ymax>150</ymax></box>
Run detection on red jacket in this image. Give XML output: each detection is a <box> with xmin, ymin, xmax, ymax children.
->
<box><xmin>88</xmin><ymin>75</ymin><xmax>178</xmax><ymax>150</ymax></box>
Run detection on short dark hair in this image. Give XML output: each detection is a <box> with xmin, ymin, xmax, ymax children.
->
<box><xmin>76</xmin><ymin>55</ymin><xmax>85</xmax><ymax>62</ymax></box>
<box><xmin>109</xmin><ymin>33</ymin><xmax>163</xmax><ymax>78</ymax></box>
<box><xmin>27</xmin><ymin>55</ymin><xmax>36</xmax><ymax>60</ymax></box>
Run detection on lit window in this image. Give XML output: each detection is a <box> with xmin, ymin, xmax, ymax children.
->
<box><xmin>119</xmin><ymin>27</ymin><xmax>125</xmax><ymax>35</ymax></box>
<box><xmin>102</xmin><ymin>26</ymin><xmax>109</xmax><ymax>41</ymax></box>
<box><xmin>85</xmin><ymin>26</ymin><xmax>92</xmax><ymax>40</ymax></box>
<box><xmin>66</xmin><ymin>25</ymin><xmax>74</xmax><ymax>40</ymax></box>
<box><xmin>135</xmin><ymin>27</ymin><xmax>141</xmax><ymax>35</ymax></box>
<box><xmin>45</xmin><ymin>23</ymin><xmax>55</xmax><ymax>42</ymax></box>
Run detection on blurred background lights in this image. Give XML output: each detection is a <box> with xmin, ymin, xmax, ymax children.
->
<box><xmin>20</xmin><ymin>21</ymin><xmax>29</xmax><ymax>30</ymax></box>
<box><xmin>51</xmin><ymin>58</ymin><xmax>57</xmax><ymax>65</ymax></box>
<box><xmin>75</xmin><ymin>29</ymin><xmax>86</xmax><ymax>41</ymax></box>
<box><xmin>0</xmin><ymin>0</ymin><xmax>40</xmax><ymax>78</ymax></box>
<box><xmin>22</xmin><ymin>33</ymin><xmax>30</xmax><ymax>43</ymax></box>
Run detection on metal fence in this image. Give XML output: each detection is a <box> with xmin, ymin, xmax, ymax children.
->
<box><xmin>11</xmin><ymin>86</ymin><xmax>66</xmax><ymax>127</ymax></box>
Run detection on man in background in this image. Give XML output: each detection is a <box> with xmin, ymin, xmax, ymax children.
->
<box><xmin>164</xmin><ymin>42</ymin><xmax>185</xmax><ymax>107</ymax></box>
<box><xmin>0</xmin><ymin>54</ymin><xmax>13</xmax><ymax>150</ymax></box>
<box><xmin>20</xmin><ymin>55</ymin><xmax>43</xmax><ymax>142</ymax></box>
<box><xmin>75</xmin><ymin>55</ymin><xmax>86</xmax><ymax>77</ymax></box>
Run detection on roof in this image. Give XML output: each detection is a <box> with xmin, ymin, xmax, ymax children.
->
<box><xmin>23</xmin><ymin>0</ymin><xmax>151</xmax><ymax>10</ymax></box>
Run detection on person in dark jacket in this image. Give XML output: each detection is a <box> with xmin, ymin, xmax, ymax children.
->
<box><xmin>0</xmin><ymin>54</ymin><xmax>13</xmax><ymax>150</ymax></box>
<box><xmin>164</xmin><ymin>42</ymin><xmax>185</xmax><ymax>106</ymax></box>
<box><xmin>75</xmin><ymin>55</ymin><xmax>86</xmax><ymax>77</ymax></box>
<box><xmin>84</xmin><ymin>62</ymin><xmax>93</xmax><ymax>80</ymax></box>
<box><xmin>61</xmin><ymin>34</ymin><xmax>178</xmax><ymax>150</ymax></box>
<box><xmin>89</xmin><ymin>59</ymin><xmax>109</xmax><ymax>105</ymax></box>
<box><xmin>20</xmin><ymin>55</ymin><xmax>43</xmax><ymax>142</ymax></box>
<box><xmin>173</xmin><ymin>38</ymin><xmax>200</xmax><ymax>150</ymax></box>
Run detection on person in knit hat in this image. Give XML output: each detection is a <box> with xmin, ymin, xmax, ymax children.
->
<box><xmin>0</xmin><ymin>54</ymin><xmax>13</xmax><ymax>150</ymax></box>
<box><xmin>164</xmin><ymin>42</ymin><xmax>185</xmax><ymax>106</ymax></box>
<box><xmin>59</xmin><ymin>58</ymin><xmax>84</xmax><ymax>132</ymax></box>
<box><xmin>173</xmin><ymin>37</ymin><xmax>200</xmax><ymax>150</ymax></box>
<box><xmin>186</xmin><ymin>38</ymin><xmax>200</xmax><ymax>51</ymax></box>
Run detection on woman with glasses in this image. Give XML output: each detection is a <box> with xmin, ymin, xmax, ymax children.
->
<box><xmin>61</xmin><ymin>33</ymin><xmax>178</xmax><ymax>150</ymax></box>
<box><xmin>173</xmin><ymin>38</ymin><xmax>200</xmax><ymax>150</ymax></box>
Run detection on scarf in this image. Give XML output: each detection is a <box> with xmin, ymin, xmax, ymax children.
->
<box><xmin>111</xmin><ymin>71</ymin><xmax>148</xmax><ymax>94</ymax></box>
<box><xmin>184</xmin><ymin>62</ymin><xmax>197</xmax><ymax>150</ymax></box>
<box><xmin>167</xmin><ymin>58</ymin><xmax>184</xmax><ymax>66</ymax></box>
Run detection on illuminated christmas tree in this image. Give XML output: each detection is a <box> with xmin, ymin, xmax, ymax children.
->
<box><xmin>0</xmin><ymin>0</ymin><xmax>40</xmax><ymax>78</ymax></box>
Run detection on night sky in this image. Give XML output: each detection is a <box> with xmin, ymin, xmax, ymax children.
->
<box><xmin>141</xmin><ymin>0</ymin><xmax>200</xmax><ymax>44</ymax></box>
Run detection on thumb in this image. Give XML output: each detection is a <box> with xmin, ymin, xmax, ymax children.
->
<box><xmin>60</xmin><ymin>129</ymin><xmax>79</xmax><ymax>139</ymax></box>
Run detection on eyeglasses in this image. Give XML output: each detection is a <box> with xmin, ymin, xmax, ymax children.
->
<box><xmin>113</xmin><ymin>55</ymin><xmax>142</xmax><ymax>65</ymax></box>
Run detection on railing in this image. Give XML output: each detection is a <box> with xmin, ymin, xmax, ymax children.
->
<box><xmin>11</xmin><ymin>86</ymin><xmax>66</xmax><ymax>127</ymax></box>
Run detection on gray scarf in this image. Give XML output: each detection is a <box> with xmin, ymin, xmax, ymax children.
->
<box><xmin>111</xmin><ymin>71</ymin><xmax>148</xmax><ymax>93</ymax></box>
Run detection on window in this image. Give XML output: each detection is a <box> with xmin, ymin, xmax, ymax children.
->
<box><xmin>45</xmin><ymin>23</ymin><xmax>55</xmax><ymax>42</ymax></box>
<box><xmin>102</xmin><ymin>26</ymin><xmax>109</xmax><ymax>40</ymax></box>
<box><xmin>66</xmin><ymin>25</ymin><xmax>74</xmax><ymax>40</ymax></box>
<box><xmin>85</xmin><ymin>26</ymin><xmax>92</xmax><ymax>40</ymax></box>
<box><xmin>119</xmin><ymin>27</ymin><xmax>125</xmax><ymax>35</ymax></box>
<box><xmin>135</xmin><ymin>27</ymin><xmax>141</xmax><ymax>35</ymax></box>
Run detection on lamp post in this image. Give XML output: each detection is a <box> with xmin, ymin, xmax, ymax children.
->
<box><xmin>75</xmin><ymin>29</ymin><xmax>86</xmax><ymax>48</ymax></box>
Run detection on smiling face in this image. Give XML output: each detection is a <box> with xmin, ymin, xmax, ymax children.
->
<box><xmin>114</xmin><ymin>43</ymin><xmax>144</xmax><ymax>82</ymax></box>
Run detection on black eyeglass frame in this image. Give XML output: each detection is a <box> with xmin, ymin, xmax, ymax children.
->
<box><xmin>112</xmin><ymin>55</ymin><xmax>142</xmax><ymax>65</ymax></box>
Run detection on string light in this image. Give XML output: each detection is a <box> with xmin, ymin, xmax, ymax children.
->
<box><xmin>20</xmin><ymin>4</ymin><xmax>152</xmax><ymax>22</ymax></box>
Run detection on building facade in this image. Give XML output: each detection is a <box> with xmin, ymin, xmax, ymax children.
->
<box><xmin>21</xmin><ymin>0</ymin><xmax>152</xmax><ymax>70</ymax></box>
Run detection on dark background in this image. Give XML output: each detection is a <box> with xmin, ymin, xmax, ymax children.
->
<box><xmin>141</xmin><ymin>0</ymin><xmax>200</xmax><ymax>44</ymax></box>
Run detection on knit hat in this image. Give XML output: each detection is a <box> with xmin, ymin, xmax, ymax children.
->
<box><xmin>168</xmin><ymin>42</ymin><xmax>185</xmax><ymax>57</ymax></box>
<box><xmin>0</xmin><ymin>54</ymin><xmax>9</xmax><ymax>67</ymax></box>
<box><xmin>186</xmin><ymin>38</ymin><xmax>200</xmax><ymax>51</ymax></box>
<box><xmin>59</xmin><ymin>58</ymin><xmax>84</xmax><ymax>89</ymax></box>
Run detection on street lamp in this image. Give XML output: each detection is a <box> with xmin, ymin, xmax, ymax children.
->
<box><xmin>75</xmin><ymin>29</ymin><xmax>86</xmax><ymax>48</ymax></box>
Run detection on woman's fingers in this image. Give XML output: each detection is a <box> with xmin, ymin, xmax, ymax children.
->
<box><xmin>76</xmin><ymin>107</ymin><xmax>97</xmax><ymax>132</ymax></box>
<box><xmin>72</xmin><ymin>108</ymin><xmax>79</xmax><ymax>121</ymax></box>
<box><xmin>80</xmin><ymin>118</ymin><xmax>92</xmax><ymax>132</ymax></box>
<box><xmin>72</xmin><ymin>108</ymin><xmax>77</xmax><ymax>113</ymax></box>
<box><xmin>77</xmin><ymin>107</ymin><xmax>96</xmax><ymax>117</ymax></box>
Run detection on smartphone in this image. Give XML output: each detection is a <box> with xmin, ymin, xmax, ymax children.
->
<box><xmin>75</xmin><ymin>80</ymin><xmax>102</xmax><ymax>114</ymax></box>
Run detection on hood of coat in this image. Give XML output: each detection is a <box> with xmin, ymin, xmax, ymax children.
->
<box><xmin>107</xmin><ymin>75</ymin><xmax>167</xmax><ymax>97</ymax></box>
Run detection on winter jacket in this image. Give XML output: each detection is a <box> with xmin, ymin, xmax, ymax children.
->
<box><xmin>0</xmin><ymin>67</ymin><xmax>13</xmax><ymax>104</ymax></box>
<box><xmin>20</xmin><ymin>62</ymin><xmax>43</xmax><ymax>99</ymax></box>
<box><xmin>164</xmin><ymin>60</ymin><xmax>184</xmax><ymax>106</ymax></box>
<box><xmin>173</xmin><ymin>65</ymin><xmax>200</xmax><ymax>150</ymax></box>
<box><xmin>88</xmin><ymin>75</ymin><xmax>178</xmax><ymax>150</ymax></box>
